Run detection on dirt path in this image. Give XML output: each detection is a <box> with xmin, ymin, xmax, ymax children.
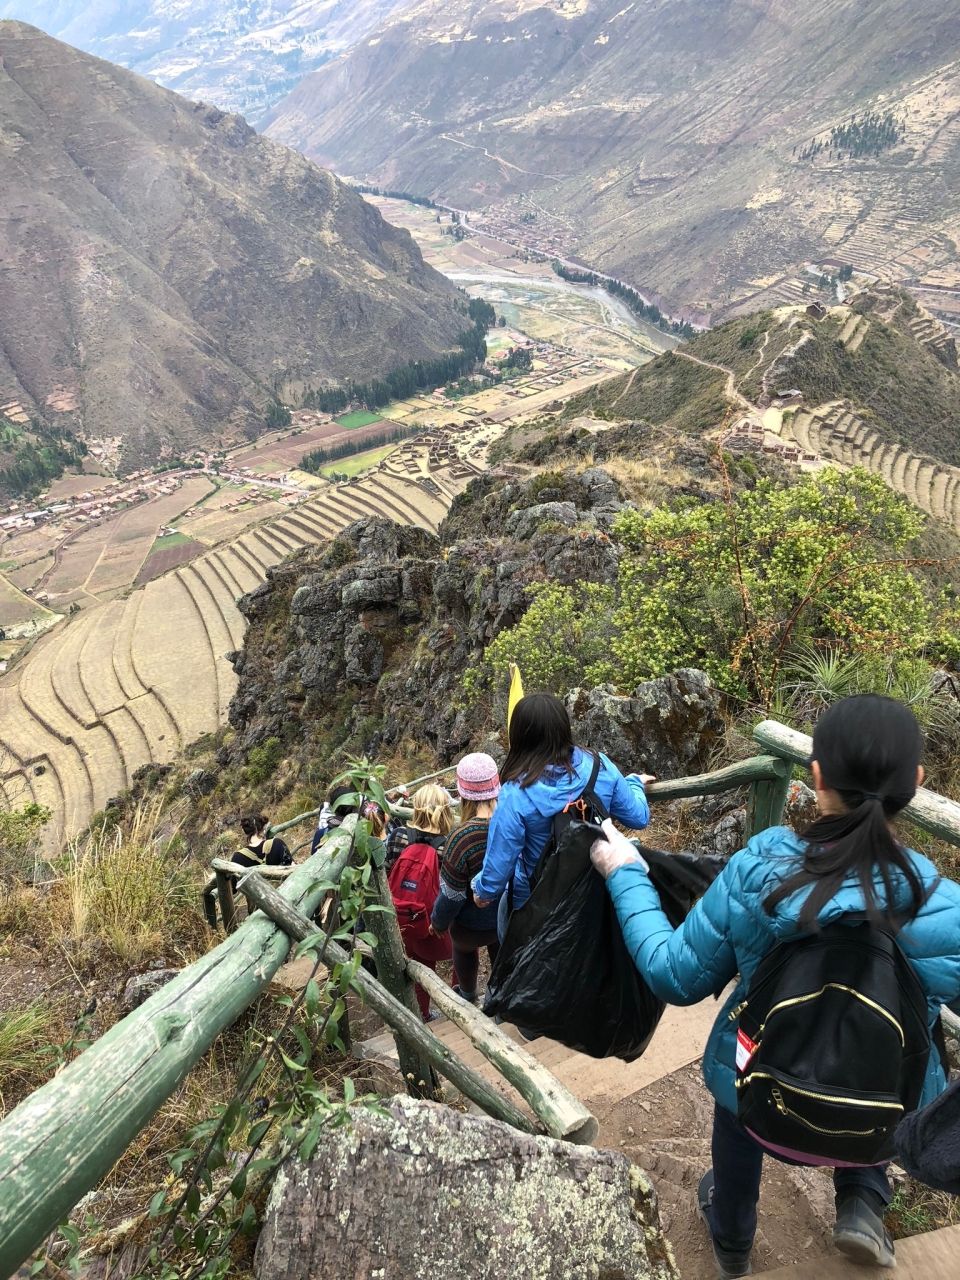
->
<box><xmin>673</xmin><ymin>348</ymin><xmax>753</xmax><ymax>411</ymax></box>
<box><xmin>597</xmin><ymin>1063</ymin><xmax>836</xmax><ymax>1279</ymax></box>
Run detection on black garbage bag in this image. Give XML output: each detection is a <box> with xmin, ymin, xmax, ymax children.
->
<box><xmin>483</xmin><ymin>822</ymin><xmax>722</xmax><ymax>1061</ymax></box>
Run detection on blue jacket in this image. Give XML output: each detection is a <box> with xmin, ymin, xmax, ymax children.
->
<box><xmin>607</xmin><ymin>826</ymin><xmax>960</xmax><ymax>1116</ymax></box>
<box><xmin>473</xmin><ymin>747</ymin><xmax>650</xmax><ymax>907</ymax></box>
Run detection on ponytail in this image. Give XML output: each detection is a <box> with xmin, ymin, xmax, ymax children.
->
<box><xmin>765</xmin><ymin>792</ymin><xmax>928</xmax><ymax>929</ymax></box>
<box><xmin>764</xmin><ymin>694</ymin><xmax>931</xmax><ymax>929</ymax></box>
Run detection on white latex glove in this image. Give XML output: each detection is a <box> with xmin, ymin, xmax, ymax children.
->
<box><xmin>590</xmin><ymin>818</ymin><xmax>649</xmax><ymax>880</ymax></box>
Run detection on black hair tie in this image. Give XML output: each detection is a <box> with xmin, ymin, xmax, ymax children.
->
<box><xmin>862</xmin><ymin>791</ymin><xmax>883</xmax><ymax>803</ymax></box>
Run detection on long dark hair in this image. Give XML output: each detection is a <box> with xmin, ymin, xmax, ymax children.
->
<box><xmin>501</xmin><ymin>693</ymin><xmax>576</xmax><ymax>788</ymax></box>
<box><xmin>765</xmin><ymin>695</ymin><xmax>929</xmax><ymax>929</ymax></box>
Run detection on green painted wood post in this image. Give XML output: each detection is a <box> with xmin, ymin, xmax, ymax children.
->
<box><xmin>746</xmin><ymin>757</ymin><xmax>792</xmax><ymax>838</ymax></box>
<box><xmin>0</xmin><ymin>822</ymin><xmax>361</xmax><ymax>1279</ymax></box>
<box><xmin>366</xmin><ymin>862</ymin><xmax>440</xmax><ymax>1099</ymax></box>
<box><xmin>214</xmin><ymin>867</ymin><xmax>237</xmax><ymax>932</ymax></box>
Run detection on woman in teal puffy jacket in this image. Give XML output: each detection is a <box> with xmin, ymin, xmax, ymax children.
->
<box><xmin>591</xmin><ymin>695</ymin><xmax>960</xmax><ymax>1278</ymax></box>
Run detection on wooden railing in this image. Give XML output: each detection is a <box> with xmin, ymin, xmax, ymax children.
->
<box><xmin>3</xmin><ymin>721</ymin><xmax>960</xmax><ymax>1275</ymax></box>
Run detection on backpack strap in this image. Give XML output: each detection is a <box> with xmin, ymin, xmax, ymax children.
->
<box><xmin>262</xmin><ymin>838</ymin><xmax>275</xmax><ymax>860</ymax></box>
<box><xmin>510</xmin><ymin>752</ymin><xmax>607</xmax><ymax>911</ymax></box>
<box><xmin>237</xmin><ymin>845</ymin><xmax>264</xmax><ymax>866</ymax></box>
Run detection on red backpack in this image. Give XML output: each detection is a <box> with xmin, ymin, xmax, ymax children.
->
<box><xmin>388</xmin><ymin>837</ymin><xmax>444</xmax><ymax>943</ymax></box>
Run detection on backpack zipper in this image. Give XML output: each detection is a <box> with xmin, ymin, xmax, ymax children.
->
<box><xmin>769</xmin><ymin>1086</ymin><xmax>899</xmax><ymax>1137</ymax></box>
<box><xmin>741</xmin><ymin>1071</ymin><xmax>904</xmax><ymax>1112</ymax></box>
<box><xmin>760</xmin><ymin>984</ymin><xmax>905</xmax><ymax>1046</ymax></box>
<box><xmin>728</xmin><ymin>1000</ymin><xmax>748</xmax><ymax>1022</ymax></box>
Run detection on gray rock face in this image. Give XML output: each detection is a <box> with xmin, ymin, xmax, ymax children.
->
<box><xmin>122</xmin><ymin>969</ymin><xmax>179</xmax><ymax>1011</ymax></box>
<box><xmin>255</xmin><ymin>1096</ymin><xmax>678</xmax><ymax>1280</ymax></box>
<box><xmin>504</xmin><ymin>500</ymin><xmax>578</xmax><ymax>540</ymax></box>
<box><xmin>566</xmin><ymin>669</ymin><xmax>725</xmax><ymax>779</ymax></box>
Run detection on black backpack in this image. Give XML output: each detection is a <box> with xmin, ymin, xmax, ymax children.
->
<box><xmin>735</xmin><ymin>921</ymin><xmax>932</xmax><ymax>1164</ymax></box>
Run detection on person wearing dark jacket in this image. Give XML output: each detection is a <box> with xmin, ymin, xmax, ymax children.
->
<box><xmin>431</xmin><ymin>753</ymin><xmax>501</xmax><ymax>1003</ymax></box>
<box><xmin>311</xmin><ymin>784</ymin><xmax>357</xmax><ymax>854</ymax></box>
<box><xmin>896</xmin><ymin>1075</ymin><xmax>960</xmax><ymax>1194</ymax></box>
<box><xmin>233</xmin><ymin>815</ymin><xmax>292</xmax><ymax>873</ymax></box>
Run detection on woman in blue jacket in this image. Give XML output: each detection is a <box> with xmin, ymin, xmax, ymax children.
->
<box><xmin>472</xmin><ymin>692</ymin><xmax>653</xmax><ymax>934</ymax></box>
<box><xmin>591</xmin><ymin>695</ymin><xmax>960</xmax><ymax>1278</ymax></box>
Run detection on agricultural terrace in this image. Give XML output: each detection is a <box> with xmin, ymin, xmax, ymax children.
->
<box><xmin>0</xmin><ymin>419</ymin><xmax>500</xmax><ymax>849</ymax></box>
<box><xmin>175</xmin><ymin>483</ymin><xmax>289</xmax><ymax>547</ymax></box>
<box><xmin>225</xmin><ymin>413</ymin><xmax>390</xmax><ymax>475</ymax></box>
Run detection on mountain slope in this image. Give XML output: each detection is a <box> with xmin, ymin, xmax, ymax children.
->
<box><xmin>0</xmin><ymin>1</ymin><xmax>409</xmax><ymax>122</ymax></box>
<box><xmin>264</xmin><ymin>0</ymin><xmax>960</xmax><ymax>322</ymax></box>
<box><xmin>0</xmin><ymin>20</ymin><xmax>464</xmax><ymax>469</ymax></box>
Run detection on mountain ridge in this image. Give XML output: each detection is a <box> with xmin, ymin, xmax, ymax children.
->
<box><xmin>264</xmin><ymin>0</ymin><xmax>960</xmax><ymax>323</ymax></box>
<box><xmin>0</xmin><ymin>20</ymin><xmax>465</xmax><ymax>470</ymax></box>
<box><xmin>0</xmin><ymin>1</ymin><xmax>410</xmax><ymax>122</ymax></box>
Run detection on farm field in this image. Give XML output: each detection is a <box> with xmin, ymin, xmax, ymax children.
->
<box><xmin>175</xmin><ymin>484</ymin><xmax>289</xmax><ymax>546</ymax></box>
<box><xmin>334</xmin><ymin>410</ymin><xmax>384</xmax><ymax>429</ymax></box>
<box><xmin>83</xmin><ymin>477</ymin><xmax>214</xmax><ymax>597</ymax></box>
<box><xmin>36</xmin><ymin>476</ymin><xmax>214</xmax><ymax>607</ymax></box>
<box><xmin>0</xmin><ymin>574</ymin><xmax>55</xmax><ymax>629</ymax></box>
<box><xmin>44</xmin><ymin>472</ymin><xmax>115</xmax><ymax>500</ymax></box>
<box><xmin>135</xmin><ymin>531</ymin><xmax>205</xmax><ymax>587</ymax></box>
<box><xmin>319</xmin><ymin>445</ymin><xmax>397</xmax><ymax>479</ymax></box>
<box><xmin>226</xmin><ymin>416</ymin><xmax>393</xmax><ymax>473</ymax></box>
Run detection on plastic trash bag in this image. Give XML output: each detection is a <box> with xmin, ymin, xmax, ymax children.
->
<box><xmin>483</xmin><ymin>822</ymin><xmax>722</xmax><ymax>1061</ymax></box>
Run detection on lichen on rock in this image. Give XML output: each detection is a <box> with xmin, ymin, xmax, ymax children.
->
<box><xmin>255</xmin><ymin>1096</ymin><xmax>679</xmax><ymax>1280</ymax></box>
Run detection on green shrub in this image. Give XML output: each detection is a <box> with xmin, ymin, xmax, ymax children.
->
<box><xmin>469</xmin><ymin>581</ymin><xmax>616</xmax><ymax>697</ymax></box>
<box><xmin>471</xmin><ymin>468</ymin><xmax>956</xmax><ymax>710</ymax></box>
<box><xmin>245</xmin><ymin>736</ymin><xmax>284</xmax><ymax>786</ymax></box>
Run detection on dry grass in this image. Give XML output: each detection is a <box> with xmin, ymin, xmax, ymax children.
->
<box><xmin>0</xmin><ymin>1003</ymin><xmax>58</xmax><ymax>1110</ymax></box>
<box><xmin>887</xmin><ymin>1176</ymin><xmax>960</xmax><ymax>1239</ymax></box>
<box><xmin>50</xmin><ymin>801</ymin><xmax>209</xmax><ymax>967</ymax></box>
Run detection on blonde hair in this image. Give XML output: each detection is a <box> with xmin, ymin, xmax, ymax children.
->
<box><xmin>411</xmin><ymin>783</ymin><xmax>455</xmax><ymax>836</ymax></box>
<box><xmin>458</xmin><ymin>797</ymin><xmax>497</xmax><ymax>825</ymax></box>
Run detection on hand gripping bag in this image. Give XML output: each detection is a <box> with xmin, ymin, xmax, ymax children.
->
<box><xmin>483</xmin><ymin>817</ymin><xmax>721</xmax><ymax>1060</ymax></box>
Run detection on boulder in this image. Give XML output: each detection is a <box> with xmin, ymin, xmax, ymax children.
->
<box><xmin>566</xmin><ymin>669</ymin><xmax>724</xmax><ymax>779</ymax></box>
<box><xmin>504</xmin><ymin>500</ymin><xmax>579</xmax><ymax>541</ymax></box>
<box><xmin>255</xmin><ymin>1096</ymin><xmax>678</xmax><ymax>1280</ymax></box>
<box><xmin>122</xmin><ymin>968</ymin><xmax>179</xmax><ymax>1011</ymax></box>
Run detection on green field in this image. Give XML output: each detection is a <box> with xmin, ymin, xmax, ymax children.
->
<box><xmin>320</xmin><ymin>446</ymin><xmax>397</xmax><ymax>479</ymax></box>
<box><xmin>334</xmin><ymin>410</ymin><xmax>384</xmax><ymax>430</ymax></box>
<box><xmin>149</xmin><ymin>531</ymin><xmax>191</xmax><ymax>552</ymax></box>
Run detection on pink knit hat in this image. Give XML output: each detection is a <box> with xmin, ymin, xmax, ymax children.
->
<box><xmin>456</xmin><ymin>752</ymin><xmax>501</xmax><ymax>801</ymax></box>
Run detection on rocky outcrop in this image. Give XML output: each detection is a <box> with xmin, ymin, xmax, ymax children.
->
<box><xmin>254</xmin><ymin>1096</ymin><xmax>678</xmax><ymax>1280</ymax></box>
<box><xmin>566</xmin><ymin>670</ymin><xmax>725</xmax><ymax>779</ymax></box>
<box><xmin>227</xmin><ymin>468</ymin><xmax>628</xmax><ymax>765</ymax></box>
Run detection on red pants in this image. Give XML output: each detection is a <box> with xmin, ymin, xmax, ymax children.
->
<box><xmin>404</xmin><ymin>929</ymin><xmax>452</xmax><ymax>1020</ymax></box>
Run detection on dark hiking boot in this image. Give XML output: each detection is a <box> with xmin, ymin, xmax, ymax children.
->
<box><xmin>833</xmin><ymin>1194</ymin><xmax>896</xmax><ymax>1268</ymax></box>
<box><xmin>697</xmin><ymin>1170</ymin><xmax>753</xmax><ymax>1278</ymax></box>
<box><xmin>452</xmin><ymin>985</ymin><xmax>477</xmax><ymax>1004</ymax></box>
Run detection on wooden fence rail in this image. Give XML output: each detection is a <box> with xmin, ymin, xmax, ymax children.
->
<box><xmin>754</xmin><ymin>720</ymin><xmax>960</xmax><ymax>846</ymax></box>
<box><xmin>0</xmin><ymin>823</ymin><xmax>360</xmax><ymax>1279</ymax></box>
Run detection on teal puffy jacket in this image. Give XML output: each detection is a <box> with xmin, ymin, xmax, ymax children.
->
<box><xmin>607</xmin><ymin>826</ymin><xmax>960</xmax><ymax>1115</ymax></box>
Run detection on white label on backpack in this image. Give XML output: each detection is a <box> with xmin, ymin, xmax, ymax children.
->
<box><xmin>736</xmin><ymin>1028</ymin><xmax>758</xmax><ymax>1073</ymax></box>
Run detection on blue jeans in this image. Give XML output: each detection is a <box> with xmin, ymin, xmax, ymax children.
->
<box><xmin>707</xmin><ymin>1103</ymin><xmax>892</xmax><ymax>1254</ymax></box>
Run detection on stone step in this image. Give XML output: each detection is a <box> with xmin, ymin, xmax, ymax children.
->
<box><xmin>756</xmin><ymin>1224</ymin><xmax>960</xmax><ymax>1279</ymax></box>
<box><xmin>359</xmin><ymin>999</ymin><xmax>721</xmax><ymax>1127</ymax></box>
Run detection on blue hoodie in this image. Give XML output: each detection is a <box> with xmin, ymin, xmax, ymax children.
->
<box><xmin>472</xmin><ymin>747</ymin><xmax>650</xmax><ymax>907</ymax></box>
<box><xmin>607</xmin><ymin>825</ymin><xmax>960</xmax><ymax>1116</ymax></box>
